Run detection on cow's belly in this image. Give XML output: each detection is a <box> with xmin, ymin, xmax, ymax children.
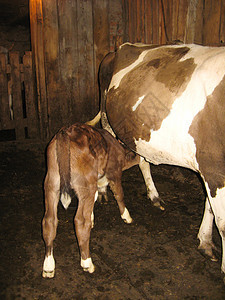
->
<box><xmin>135</xmin><ymin>132</ymin><xmax>198</xmax><ymax>170</ymax></box>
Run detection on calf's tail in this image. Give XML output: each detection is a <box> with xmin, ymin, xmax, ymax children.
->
<box><xmin>56</xmin><ymin>129</ymin><xmax>71</xmax><ymax>209</ymax></box>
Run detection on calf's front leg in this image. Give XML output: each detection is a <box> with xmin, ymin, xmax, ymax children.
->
<box><xmin>109</xmin><ymin>176</ymin><xmax>133</xmax><ymax>224</ymax></box>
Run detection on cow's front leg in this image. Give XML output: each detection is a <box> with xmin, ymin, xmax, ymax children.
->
<box><xmin>75</xmin><ymin>189</ymin><xmax>95</xmax><ymax>274</ymax></box>
<box><xmin>198</xmin><ymin>197</ymin><xmax>218</xmax><ymax>261</ymax></box>
<box><xmin>109</xmin><ymin>175</ymin><xmax>133</xmax><ymax>224</ymax></box>
<box><xmin>42</xmin><ymin>174</ymin><xmax>59</xmax><ymax>278</ymax></box>
<box><xmin>139</xmin><ymin>158</ymin><xmax>165</xmax><ymax>210</ymax></box>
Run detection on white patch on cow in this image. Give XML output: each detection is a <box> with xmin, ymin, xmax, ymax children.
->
<box><xmin>132</xmin><ymin>95</ymin><xmax>145</xmax><ymax>111</ymax></box>
<box><xmin>180</xmin><ymin>44</ymin><xmax>225</xmax><ymax>96</ymax></box>
<box><xmin>121</xmin><ymin>207</ymin><xmax>133</xmax><ymax>224</ymax></box>
<box><xmin>81</xmin><ymin>257</ymin><xmax>95</xmax><ymax>273</ymax></box>
<box><xmin>42</xmin><ymin>252</ymin><xmax>55</xmax><ymax>278</ymax></box>
<box><xmin>60</xmin><ymin>192</ymin><xmax>71</xmax><ymax>210</ymax></box>
<box><xmin>109</xmin><ymin>50</ymin><xmax>149</xmax><ymax>90</ymax></box>
<box><xmin>135</xmin><ymin>46</ymin><xmax>225</xmax><ymax>170</ymax></box>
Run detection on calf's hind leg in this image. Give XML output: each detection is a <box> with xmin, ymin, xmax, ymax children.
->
<box><xmin>74</xmin><ymin>184</ymin><xmax>96</xmax><ymax>273</ymax></box>
<box><xmin>42</xmin><ymin>141</ymin><xmax>60</xmax><ymax>278</ymax></box>
<box><xmin>42</xmin><ymin>173</ymin><xmax>60</xmax><ymax>278</ymax></box>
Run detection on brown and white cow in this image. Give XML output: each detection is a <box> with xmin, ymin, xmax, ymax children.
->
<box><xmin>42</xmin><ymin>123</ymin><xmax>139</xmax><ymax>278</ymax></box>
<box><xmin>91</xmin><ymin>43</ymin><xmax>225</xmax><ymax>277</ymax></box>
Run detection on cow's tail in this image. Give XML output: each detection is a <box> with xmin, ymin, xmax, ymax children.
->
<box><xmin>56</xmin><ymin>129</ymin><xmax>72</xmax><ymax>209</ymax></box>
<box><xmin>86</xmin><ymin>111</ymin><xmax>101</xmax><ymax>126</ymax></box>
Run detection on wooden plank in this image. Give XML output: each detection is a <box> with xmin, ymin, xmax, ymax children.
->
<box><xmin>93</xmin><ymin>0</ymin><xmax>110</xmax><ymax>113</ymax></box>
<box><xmin>122</xmin><ymin>0</ymin><xmax>130</xmax><ymax>42</ymax></box>
<box><xmin>159</xmin><ymin>0</ymin><xmax>163</xmax><ymax>43</ymax></box>
<box><xmin>109</xmin><ymin>0</ymin><xmax>123</xmax><ymax>50</ymax></box>
<box><xmin>172</xmin><ymin>0</ymin><xmax>179</xmax><ymax>41</ymax></box>
<box><xmin>152</xmin><ymin>0</ymin><xmax>159</xmax><ymax>43</ymax></box>
<box><xmin>0</xmin><ymin>53</ymin><xmax>11</xmax><ymax>129</ymax></box>
<box><xmin>194</xmin><ymin>0</ymin><xmax>204</xmax><ymax>44</ymax></box>
<box><xmin>57</xmin><ymin>0</ymin><xmax>79</xmax><ymax>126</ymax></box>
<box><xmin>9</xmin><ymin>52</ymin><xmax>25</xmax><ymax>139</ymax></box>
<box><xmin>93</xmin><ymin>0</ymin><xmax>110</xmax><ymax>59</ymax></box>
<box><xmin>203</xmin><ymin>0</ymin><xmax>221</xmax><ymax>45</ymax></box>
<box><xmin>42</xmin><ymin>0</ymin><xmax>61</xmax><ymax>136</ymax></box>
<box><xmin>128</xmin><ymin>0</ymin><xmax>137</xmax><ymax>43</ymax></box>
<box><xmin>77</xmin><ymin>0</ymin><xmax>95</xmax><ymax>122</ymax></box>
<box><xmin>136</xmin><ymin>0</ymin><xmax>145</xmax><ymax>43</ymax></box>
<box><xmin>23</xmin><ymin>51</ymin><xmax>40</xmax><ymax>138</ymax></box>
<box><xmin>141</xmin><ymin>0</ymin><xmax>145</xmax><ymax>43</ymax></box>
<box><xmin>161</xmin><ymin>0</ymin><xmax>172</xmax><ymax>44</ymax></box>
<box><xmin>177</xmin><ymin>0</ymin><xmax>188</xmax><ymax>42</ymax></box>
<box><xmin>29</xmin><ymin>0</ymin><xmax>48</xmax><ymax>140</ymax></box>
<box><xmin>137</xmin><ymin>0</ymin><xmax>145</xmax><ymax>42</ymax></box>
<box><xmin>145</xmin><ymin>0</ymin><xmax>153</xmax><ymax>44</ymax></box>
<box><xmin>220</xmin><ymin>0</ymin><xmax>225</xmax><ymax>44</ymax></box>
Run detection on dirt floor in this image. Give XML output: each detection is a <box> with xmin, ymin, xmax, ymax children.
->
<box><xmin>1</xmin><ymin>141</ymin><xmax>225</xmax><ymax>299</ymax></box>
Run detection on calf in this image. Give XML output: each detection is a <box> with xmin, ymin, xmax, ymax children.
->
<box><xmin>42</xmin><ymin>123</ymin><xmax>139</xmax><ymax>278</ymax></box>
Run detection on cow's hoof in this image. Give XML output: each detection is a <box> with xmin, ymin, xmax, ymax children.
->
<box><xmin>81</xmin><ymin>257</ymin><xmax>95</xmax><ymax>273</ymax></box>
<box><xmin>198</xmin><ymin>241</ymin><xmax>218</xmax><ymax>262</ymax></box>
<box><xmin>152</xmin><ymin>197</ymin><xmax>165</xmax><ymax>211</ymax></box>
<box><xmin>121</xmin><ymin>207</ymin><xmax>133</xmax><ymax>224</ymax></box>
<box><xmin>42</xmin><ymin>269</ymin><xmax>55</xmax><ymax>278</ymax></box>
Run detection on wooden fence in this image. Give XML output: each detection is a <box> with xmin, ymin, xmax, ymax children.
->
<box><xmin>0</xmin><ymin>51</ymin><xmax>39</xmax><ymax>141</ymax></box>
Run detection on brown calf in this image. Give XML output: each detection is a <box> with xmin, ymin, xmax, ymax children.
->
<box><xmin>42</xmin><ymin>123</ymin><xmax>139</xmax><ymax>278</ymax></box>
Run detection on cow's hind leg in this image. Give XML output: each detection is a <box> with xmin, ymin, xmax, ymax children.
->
<box><xmin>74</xmin><ymin>184</ymin><xmax>96</xmax><ymax>273</ymax></box>
<box><xmin>207</xmin><ymin>187</ymin><xmax>225</xmax><ymax>276</ymax></box>
<box><xmin>198</xmin><ymin>197</ymin><xmax>218</xmax><ymax>261</ymax></box>
<box><xmin>42</xmin><ymin>173</ymin><xmax>59</xmax><ymax>278</ymax></box>
<box><xmin>109</xmin><ymin>176</ymin><xmax>133</xmax><ymax>224</ymax></box>
<box><xmin>139</xmin><ymin>158</ymin><xmax>164</xmax><ymax>210</ymax></box>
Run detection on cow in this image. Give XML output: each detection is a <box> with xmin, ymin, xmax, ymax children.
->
<box><xmin>89</xmin><ymin>43</ymin><xmax>225</xmax><ymax>278</ymax></box>
<box><xmin>42</xmin><ymin>123</ymin><xmax>139</xmax><ymax>278</ymax></box>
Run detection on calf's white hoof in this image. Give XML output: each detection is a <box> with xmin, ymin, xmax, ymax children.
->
<box><xmin>81</xmin><ymin>257</ymin><xmax>95</xmax><ymax>273</ymax></box>
<box><xmin>121</xmin><ymin>207</ymin><xmax>133</xmax><ymax>224</ymax></box>
<box><xmin>42</xmin><ymin>254</ymin><xmax>55</xmax><ymax>278</ymax></box>
<box><xmin>42</xmin><ymin>269</ymin><xmax>55</xmax><ymax>278</ymax></box>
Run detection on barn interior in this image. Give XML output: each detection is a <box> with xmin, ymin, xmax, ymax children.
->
<box><xmin>0</xmin><ymin>0</ymin><xmax>225</xmax><ymax>298</ymax></box>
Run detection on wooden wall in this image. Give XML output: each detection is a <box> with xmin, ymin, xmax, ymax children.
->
<box><xmin>123</xmin><ymin>0</ymin><xmax>225</xmax><ymax>45</ymax></box>
<box><xmin>29</xmin><ymin>0</ymin><xmax>225</xmax><ymax>139</ymax></box>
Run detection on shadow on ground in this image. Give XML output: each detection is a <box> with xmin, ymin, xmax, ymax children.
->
<box><xmin>0</xmin><ymin>142</ymin><xmax>225</xmax><ymax>299</ymax></box>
